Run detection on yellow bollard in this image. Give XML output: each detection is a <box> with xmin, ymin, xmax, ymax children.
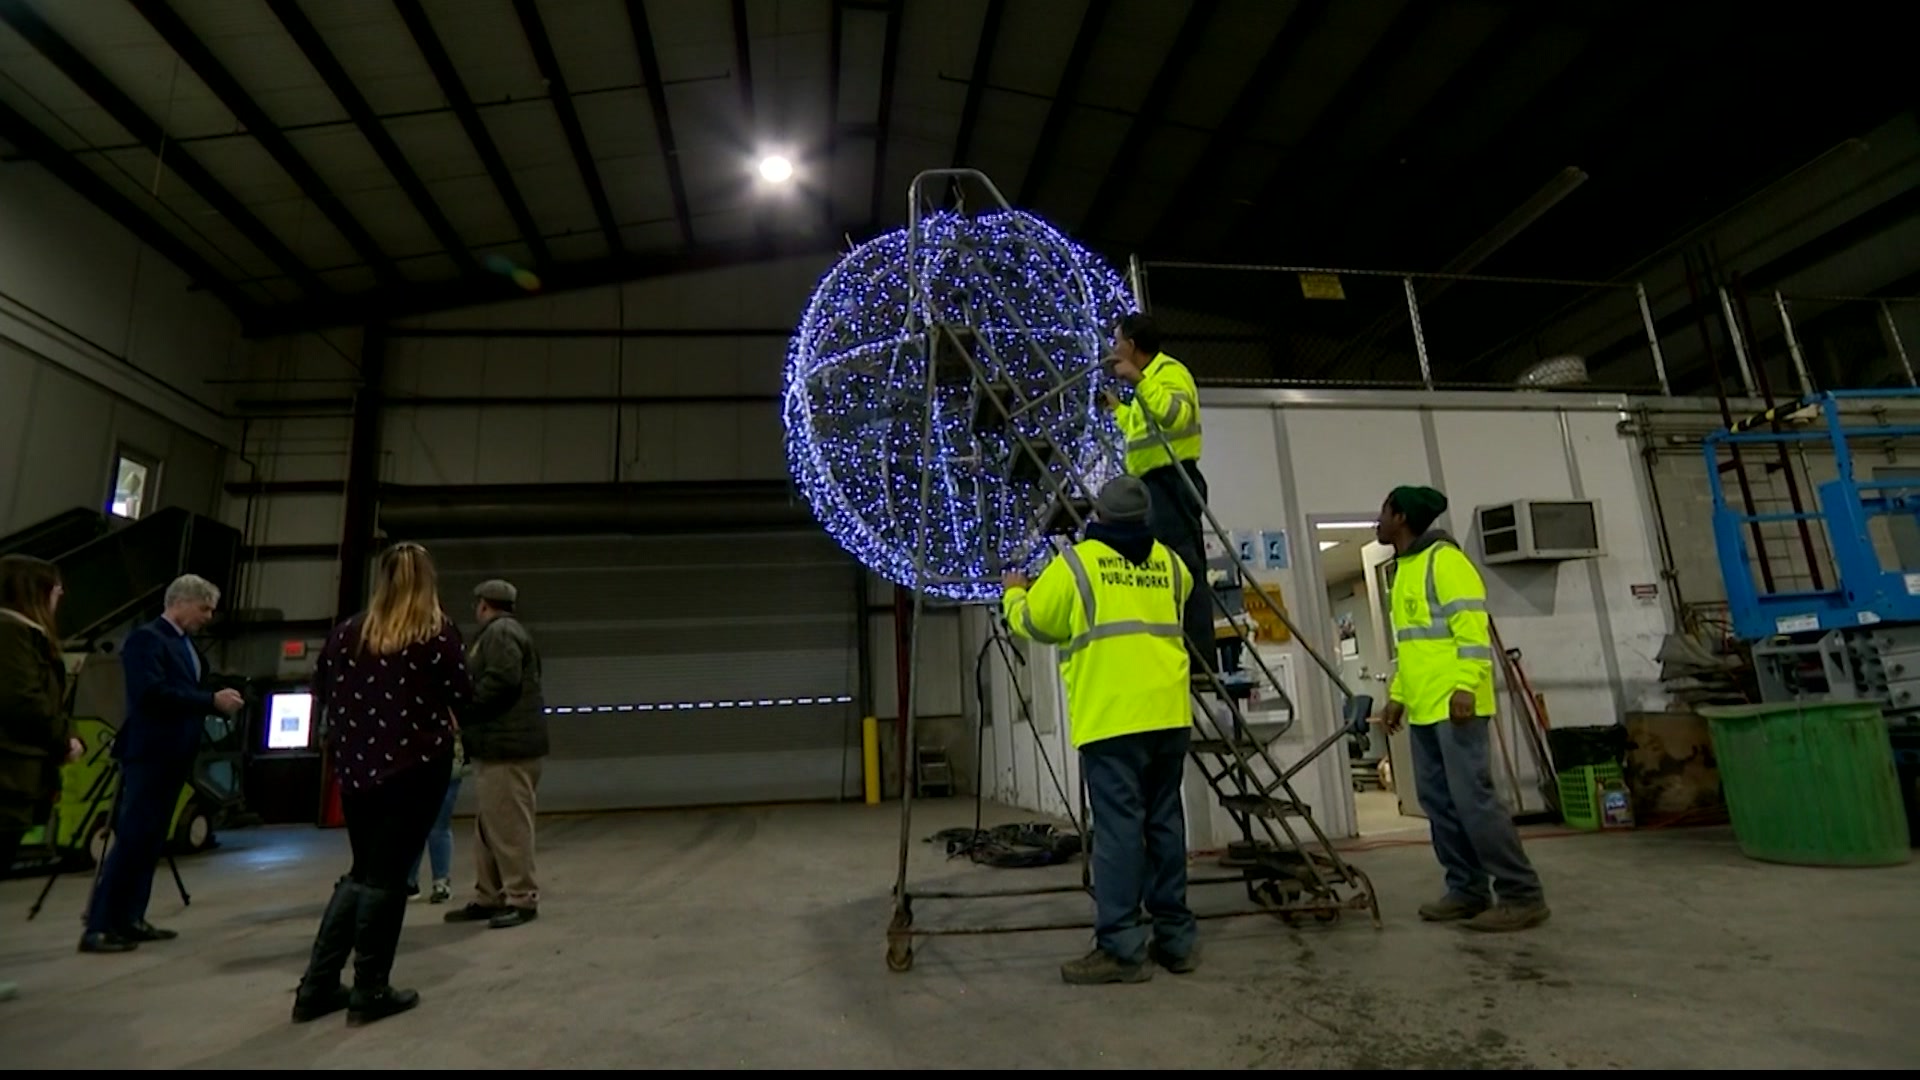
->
<box><xmin>862</xmin><ymin>716</ymin><xmax>881</xmax><ymax>805</ymax></box>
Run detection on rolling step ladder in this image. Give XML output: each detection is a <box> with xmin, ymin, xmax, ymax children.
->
<box><xmin>884</xmin><ymin>169</ymin><xmax>1378</xmax><ymax>974</ymax></box>
<box><xmin>957</xmin><ymin>324</ymin><xmax>1380</xmax><ymax>925</ymax></box>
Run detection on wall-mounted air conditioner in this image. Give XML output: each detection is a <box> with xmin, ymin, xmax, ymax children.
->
<box><xmin>1475</xmin><ymin>500</ymin><xmax>1604</xmax><ymax>564</ymax></box>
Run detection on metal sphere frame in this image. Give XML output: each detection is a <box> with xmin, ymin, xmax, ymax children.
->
<box><xmin>781</xmin><ymin>203</ymin><xmax>1134</xmax><ymax>603</ymax></box>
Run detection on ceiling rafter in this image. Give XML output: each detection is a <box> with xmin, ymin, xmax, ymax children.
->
<box><xmin>1237</xmin><ymin>2</ymin><xmax>1440</xmax><ymax>259</ymax></box>
<box><xmin>1016</xmin><ymin>0</ymin><xmax>1111</xmax><ymax>210</ymax></box>
<box><xmin>249</xmin><ymin>228</ymin><xmax>856</xmax><ymax>338</ymax></box>
<box><xmin>392</xmin><ymin>0</ymin><xmax>549</xmax><ymax>266</ymax></box>
<box><xmin>0</xmin><ymin>0</ymin><xmax>327</xmax><ymax>297</ymax></box>
<box><xmin>0</xmin><ymin>94</ymin><xmax>255</xmax><ymax>316</ymax></box>
<box><xmin>130</xmin><ymin>0</ymin><xmax>402</xmax><ymax>288</ymax></box>
<box><xmin>1075</xmin><ymin>0</ymin><xmax>1219</xmax><ymax>243</ymax></box>
<box><xmin>868</xmin><ymin>0</ymin><xmax>903</xmax><ymax>228</ymax></box>
<box><xmin>514</xmin><ymin>0</ymin><xmax>621</xmax><ymax>257</ymax></box>
<box><xmin>1139</xmin><ymin>0</ymin><xmax>1332</xmax><ymax>257</ymax></box>
<box><xmin>626</xmin><ymin>0</ymin><xmax>693</xmax><ymax>247</ymax></box>
<box><xmin>950</xmin><ymin>0</ymin><xmax>1003</xmax><ymax>172</ymax></box>
<box><xmin>268</xmin><ymin>0</ymin><xmax>477</xmax><ymax>278</ymax></box>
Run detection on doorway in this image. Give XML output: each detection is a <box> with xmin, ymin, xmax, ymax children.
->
<box><xmin>1311</xmin><ymin>516</ymin><xmax>1423</xmax><ymax>837</ymax></box>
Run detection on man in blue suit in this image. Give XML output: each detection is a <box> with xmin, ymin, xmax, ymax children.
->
<box><xmin>80</xmin><ymin>575</ymin><xmax>244</xmax><ymax>954</ymax></box>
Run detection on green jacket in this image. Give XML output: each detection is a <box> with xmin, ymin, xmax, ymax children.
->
<box><xmin>0</xmin><ymin>611</ymin><xmax>71</xmax><ymax>830</ymax></box>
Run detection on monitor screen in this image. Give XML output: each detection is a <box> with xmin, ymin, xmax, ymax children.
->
<box><xmin>265</xmin><ymin>692</ymin><xmax>314</xmax><ymax>752</ymax></box>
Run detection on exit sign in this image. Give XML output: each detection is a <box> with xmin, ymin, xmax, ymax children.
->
<box><xmin>282</xmin><ymin>640</ymin><xmax>308</xmax><ymax>660</ymax></box>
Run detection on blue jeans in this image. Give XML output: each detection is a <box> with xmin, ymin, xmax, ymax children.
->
<box><xmin>1409</xmin><ymin>718</ymin><xmax>1544</xmax><ymax>904</ymax></box>
<box><xmin>86</xmin><ymin>756</ymin><xmax>191</xmax><ymax>933</ymax></box>
<box><xmin>407</xmin><ymin>776</ymin><xmax>462</xmax><ymax>890</ymax></box>
<box><xmin>1082</xmin><ymin>727</ymin><xmax>1196</xmax><ymax>964</ymax></box>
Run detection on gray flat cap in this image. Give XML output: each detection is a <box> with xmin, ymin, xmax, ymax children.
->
<box><xmin>1093</xmin><ymin>476</ymin><xmax>1151</xmax><ymax>524</ymax></box>
<box><xmin>474</xmin><ymin>579</ymin><xmax>518</xmax><ymax>605</ymax></box>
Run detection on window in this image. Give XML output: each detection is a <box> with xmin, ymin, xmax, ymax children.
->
<box><xmin>110</xmin><ymin>452</ymin><xmax>156</xmax><ymax>519</ymax></box>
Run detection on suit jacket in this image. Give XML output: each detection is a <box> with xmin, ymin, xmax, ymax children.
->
<box><xmin>117</xmin><ymin>617</ymin><xmax>214</xmax><ymax>764</ymax></box>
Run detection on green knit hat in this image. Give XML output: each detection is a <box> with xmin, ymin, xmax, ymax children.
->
<box><xmin>1388</xmin><ymin>485</ymin><xmax>1449</xmax><ymax>531</ymax></box>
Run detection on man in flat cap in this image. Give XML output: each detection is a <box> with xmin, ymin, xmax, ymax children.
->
<box><xmin>1376</xmin><ymin>486</ymin><xmax>1549</xmax><ymax>933</ymax></box>
<box><xmin>444</xmin><ymin>580</ymin><xmax>550</xmax><ymax>930</ymax></box>
<box><xmin>1004</xmin><ymin>476</ymin><xmax>1199</xmax><ymax>984</ymax></box>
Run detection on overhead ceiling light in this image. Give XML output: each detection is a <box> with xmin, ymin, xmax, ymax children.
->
<box><xmin>1318</xmin><ymin>540</ymin><xmax>1341</xmax><ymax>552</ymax></box>
<box><xmin>1315</xmin><ymin>521</ymin><xmax>1377</xmax><ymax>531</ymax></box>
<box><xmin>758</xmin><ymin>155</ymin><xmax>793</xmax><ymax>183</ymax></box>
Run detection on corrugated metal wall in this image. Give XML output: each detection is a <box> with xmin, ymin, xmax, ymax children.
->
<box><xmin>430</xmin><ymin>530</ymin><xmax>862</xmax><ymax>811</ymax></box>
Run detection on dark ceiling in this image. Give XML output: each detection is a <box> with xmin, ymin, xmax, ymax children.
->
<box><xmin>0</xmin><ymin>0</ymin><xmax>1913</xmax><ymax>377</ymax></box>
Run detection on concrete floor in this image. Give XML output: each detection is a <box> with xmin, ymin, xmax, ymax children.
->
<box><xmin>1</xmin><ymin>799</ymin><xmax>1916</xmax><ymax>1070</ymax></box>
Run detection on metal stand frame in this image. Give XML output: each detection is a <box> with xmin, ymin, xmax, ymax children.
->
<box><xmin>884</xmin><ymin>169</ymin><xmax>1378</xmax><ymax>974</ymax></box>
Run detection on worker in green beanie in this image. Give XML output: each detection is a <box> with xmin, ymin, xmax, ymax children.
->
<box><xmin>1376</xmin><ymin>485</ymin><xmax>1549</xmax><ymax>933</ymax></box>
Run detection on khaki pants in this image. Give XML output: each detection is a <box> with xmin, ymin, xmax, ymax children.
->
<box><xmin>472</xmin><ymin>758</ymin><xmax>543</xmax><ymax>910</ymax></box>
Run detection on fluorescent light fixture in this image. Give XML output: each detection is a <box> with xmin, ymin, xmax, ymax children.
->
<box><xmin>1318</xmin><ymin>540</ymin><xmax>1341</xmax><ymax>552</ymax></box>
<box><xmin>1316</xmin><ymin>521</ymin><xmax>1377</xmax><ymax>531</ymax></box>
<box><xmin>758</xmin><ymin>155</ymin><xmax>793</xmax><ymax>183</ymax></box>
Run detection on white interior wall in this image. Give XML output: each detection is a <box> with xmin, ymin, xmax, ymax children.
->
<box><xmin>0</xmin><ymin>150</ymin><xmax>241</xmax><ymax>529</ymax></box>
<box><xmin>987</xmin><ymin>388</ymin><xmax>1680</xmax><ymax>842</ymax></box>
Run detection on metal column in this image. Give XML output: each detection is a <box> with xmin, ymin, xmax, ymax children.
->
<box><xmin>1882</xmin><ymin>301</ymin><xmax>1918</xmax><ymax>387</ymax></box>
<box><xmin>334</xmin><ymin>325</ymin><xmax>386</xmax><ymax>622</ymax></box>
<box><xmin>1635</xmin><ymin>282</ymin><xmax>1671</xmax><ymax>395</ymax></box>
<box><xmin>1717</xmin><ymin>287</ymin><xmax>1759</xmax><ymax>398</ymax></box>
<box><xmin>1772</xmin><ymin>291</ymin><xmax>1815</xmax><ymax>396</ymax></box>
<box><xmin>1404</xmin><ymin>277</ymin><xmax>1433</xmax><ymax>389</ymax></box>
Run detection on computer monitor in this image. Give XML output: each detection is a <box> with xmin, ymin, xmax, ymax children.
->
<box><xmin>264</xmin><ymin>691</ymin><xmax>315</xmax><ymax>752</ymax></box>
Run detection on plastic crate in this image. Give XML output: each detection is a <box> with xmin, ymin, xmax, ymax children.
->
<box><xmin>1557</xmin><ymin>762</ymin><xmax>1624</xmax><ymax>831</ymax></box>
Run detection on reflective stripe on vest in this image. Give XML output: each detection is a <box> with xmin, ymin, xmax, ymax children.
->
<box><xmin>1124</xmin><ymin>388</ymin><xmax>1203</xmax><ymax>453</ymax></box>
<box><xmin>1045</xmin><ymin>545</ymin><xmax>1186</xmax><ymax>657</ymax></box>
<box><xmin>1395</xmin><ymin>544</ymin><xmax>1487</xmax><ymax>647</ymax></box>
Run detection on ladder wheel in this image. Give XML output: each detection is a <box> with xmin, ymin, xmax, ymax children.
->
<box><xmin>886</xmin><ymin>940</ymin><xmax>914</xmax><ymax>972</ymax></box>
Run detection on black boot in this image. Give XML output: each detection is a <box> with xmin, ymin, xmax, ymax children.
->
<box><xmin>291</xmin><ymin>878</ymin><xmax>359</xmax><ymax>1023</ymax></box>
<box><xmin>347</xmin><ymin>885</ymin><xmax>420</xmax><ymax>1027</ymax></box>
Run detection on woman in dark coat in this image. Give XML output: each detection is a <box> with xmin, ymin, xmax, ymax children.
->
<box><xmin>0</xmin><ymin>555</ymin><xmax>83</xmax><ymax>1002</ymax></box>
<box><xmin>292</xmin><ymin>542</ymin><xmax>471</xmax><ymax>1027</ymax></box>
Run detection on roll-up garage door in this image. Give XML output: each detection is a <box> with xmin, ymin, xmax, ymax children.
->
<box><xmin>427</xmin><ymin>531</ymin><xmax>862</xmax><ymax>811</ymax></box>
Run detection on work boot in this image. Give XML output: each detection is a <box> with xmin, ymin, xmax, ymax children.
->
<box><xmin>1417</xmin><ymin>894</ymin><xmax>1491</xmax><ymax>923</ymax></box>
<box><xmin>77</xmin><ymin>931</ymin><xmax>138</xmax><ymax>954</ymax></box>
<box><xmin>1150</xmin><ymin>942</ymin><xmax>1200</xmax><ymax>975</ymax></box>
<box><xmin>124</xmin><ymin>920</ymin><xmax>178</xmax><ymax>942</ymax></box>
<box><xmin>1464</xmin><ymin>900</ymin><xmax>1552</xmax><ymax>934</ymax></box>
<box><xmin>291</xmin><ymin>878</ymin><xmax>360</xmax><ymax>1024</ymax></box>
<box><xmin>488</xmin><ymin>907</ymin><xmax>537</xmax><ymax>930</ymax></box>
<box><xmin>346</xmin><ymin>886</ymin><xmax>420</xmax><ymax>1027</ymax></box>
<box><xmin>1060</xmin><ymin>949</ymin><xmax>1152</xmax><ymax>986</ymax></box>
<box><xmin>444</xmin><ymin>902</ymin><xmax>502</xmax><ymax>925</ymax></box>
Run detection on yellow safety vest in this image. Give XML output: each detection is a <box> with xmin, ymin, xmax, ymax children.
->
<box><xmin>1003</xmin><ymin>538</ymin><xmax>1193</xmax><ymax>749</ymax></box>
<box><xmin>1386</xmin><ymin>538</ymin><xmax>1496</xmax><ymax>725</ymax></box>
<box><xmin>1114</xmin><ymin>353</ymin><xmax>1203</xmax><ymax>476</ymax></box>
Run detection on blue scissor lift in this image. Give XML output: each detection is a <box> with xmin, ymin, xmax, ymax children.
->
<box><xmin>1705</xmin><ymin>389</ymin><xmax>1920</xmax><ymax>779</ymax></box>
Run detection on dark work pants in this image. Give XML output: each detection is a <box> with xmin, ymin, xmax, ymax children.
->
<box><xmin>343</xmin><ymin>756</ymin><xmax>454</xmax><ymax>892</ymax></box>
<box><xmin>1141</xmin><ymin>460</ymin><xmax>1215</xmax><ymax>670</ymax></box>
<box><xmin>1409</xmin><ymin>718</ymin><xmax>1544</xmax><ymax>904</ymax></box>
<box><xmin>86</xmin><ymin>756</ymin><xmax>192</xmax><ymax>933</ymax></box>
<box><xmin>1082</xmin><ymin>727</ymin><xmax>1196</xmax><ymax>965</ymax></box>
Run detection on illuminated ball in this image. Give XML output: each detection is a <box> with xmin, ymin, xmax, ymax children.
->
<box><xmin>782</xmin><ymin>209</ymin><xmax>1133</xmax><ymax>603</ymax></box>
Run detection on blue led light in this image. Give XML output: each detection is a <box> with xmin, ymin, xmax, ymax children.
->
<box><xmin>782</xmin><ymin>209</ymin><xmax>1133</xmax><ymax>603</ymax></box>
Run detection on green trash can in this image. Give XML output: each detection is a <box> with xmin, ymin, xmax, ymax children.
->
<box><xmin>1698</xmin><ymin>702</ymin><xmax>1912</xmax><ymax>867</ymax></box>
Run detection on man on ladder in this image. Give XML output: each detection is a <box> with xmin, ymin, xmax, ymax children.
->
<box><xmin>1104</xmin><ymin>314</ymin><xmax>1213</xmax><ymax>670</ymax></box>
<box><xmin>1376</xmin><ymin>485</ymin><xmax>1550</xmax><ymax>933</ymax></box>
<box><xmin>1002</xmin><ymin>476</ymin><xmax>1198</xmax><ymax>984</ymax></box>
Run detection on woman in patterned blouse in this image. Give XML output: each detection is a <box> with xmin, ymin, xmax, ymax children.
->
<box><xmin>292</xmin><ymin>542</ymin><xmax>471</xmax><ymax>1027</ymax></box>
